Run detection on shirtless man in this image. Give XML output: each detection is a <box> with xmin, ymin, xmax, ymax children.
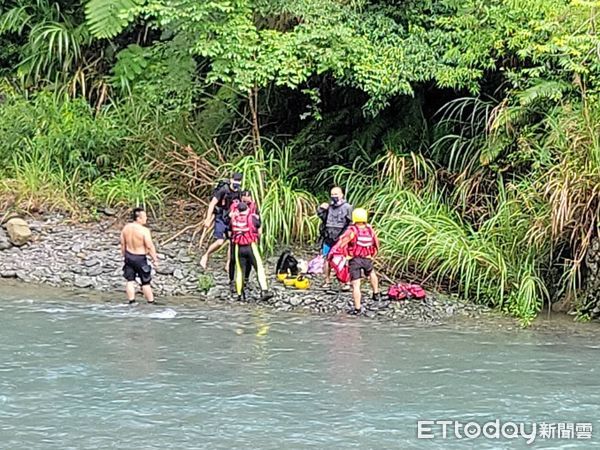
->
<box><xmin>120</xmin><ymin>207</ymin><xmax>159</xmax><ymax>304</ymax></box>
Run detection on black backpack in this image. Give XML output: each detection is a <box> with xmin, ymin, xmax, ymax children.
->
<box><xmin>276</xmin><ymin>250</ymin><xmax>299</xmax><ymax>276</ymax></box>
<box><xmin>213</xmin><ymin>179</ymin><xmax>240</xmax><ymax>213</ymax></box>
<box><xmin>212</xmin><ymin>179</ymin><xmax>229</xmax><ymax>197</ymax></box>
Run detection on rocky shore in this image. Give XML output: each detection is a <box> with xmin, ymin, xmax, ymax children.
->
<box><xmin>0</xmin><ymin>214</ymin><xmax>488</xmax><ymax>323</ymax></box>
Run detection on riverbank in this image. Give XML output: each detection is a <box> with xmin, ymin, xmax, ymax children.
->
<box><xmin>0</xmin><ymin>213</ymin><xmax>490</xmax><ymax>323</ymax></box>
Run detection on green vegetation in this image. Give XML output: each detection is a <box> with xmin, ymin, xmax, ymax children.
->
<box><xmin>225</xmin><ymin>146</ymin><xmax>320</xmax><ymax>254</ymax></box>
<box><xmin>1</xmin><ymin>0</ymin><xmax>600</xmax><ymax>323</ymax></box>
<box><xmin>197</xmin><ymin>273</ymin><xmax>215</xmax><ymax>294</ymax></box>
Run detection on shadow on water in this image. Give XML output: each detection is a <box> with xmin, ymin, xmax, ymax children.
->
<box><xmin>1</xmin><ymin>281</ymin><xmax>599</xmax><ymax>449</ymax></box>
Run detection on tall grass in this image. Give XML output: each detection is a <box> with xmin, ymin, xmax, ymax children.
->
<box><xmin>1</xmin><ymin>144</ymin><xmax>78</xmax><ymax>212</ymax></box>
<box><xmin>0</xmin><ymin>90</ymin><xmax>123</xmax><ymax>180</ymax></box>
<box><xmin>326</xmin><ymin>152</ymin><xmax>550</xmax><ymax>324</ymax></box>
<box><xmin>222</xmin><ymin>146</ymin><xmax>319</xmax><ymax>254</ymax></box>
<box><xmin>536</xmin><ymin>102</ymin><xmax>600</xmax><ymax>313</ymax></box>
<box><xmin>89</xmin><ymin>159</ymin><xmax>166</xmax><ymax>216</ymax></box>
<box><xmin>0</xmin><ymin>88</ymin><xmax>171</xmax><ymax>215</ymax></box>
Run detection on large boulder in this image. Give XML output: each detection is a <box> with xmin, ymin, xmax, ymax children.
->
<box><xmin>5</xmin><ymin>218</ymin><xmax>32</xmax><ymax>246</ymax></box>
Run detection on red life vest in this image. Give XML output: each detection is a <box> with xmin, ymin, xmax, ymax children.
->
<box><xmin>348</xmin><ymin>224</ymin><xmax>378</xmax><ymax>258</ymax></box>
<box><xmin>231</xmin><ymin>211</ymin><xmax>259</xmax><ymax>245</ymax></box>
<box><xmin>327</xmin><ymin>247</ymin><xmax>351</xmax><ymax>283</ymax></box>
<box><xmin>388</xmin><ymin>283</ymin><xmax>426</xmax><ymax>300</ymax></box>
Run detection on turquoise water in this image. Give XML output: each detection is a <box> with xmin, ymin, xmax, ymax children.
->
<box><xmin>0</xmin><ymin>284</ymin><xmax>599</xmax><ymax>449</ymax></box>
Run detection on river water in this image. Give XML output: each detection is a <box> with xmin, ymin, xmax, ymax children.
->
<box><xmin>1</xmin><ymin>284</ymin><xmax>599</xmax><ymax>449</ymax></box>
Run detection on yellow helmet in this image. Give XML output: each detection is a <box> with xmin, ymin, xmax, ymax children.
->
<box><xmin>276</xmin><ymin>273</ymin><xmax>288</xmax><ymax>282</ymax></box>
<box><xmin>283</xmin><ymin>277</ymin><xmax>297</xmax><ymax>287</ymax></box>
<box><xmin>294</xmin><ymin>276</ymin><xmax>310</xmax><ymax>290</ymax></box>
<box><xmin>352</xmin><ymin>208</ymin><xmax>368</xmax><ymax>223</ymax></box>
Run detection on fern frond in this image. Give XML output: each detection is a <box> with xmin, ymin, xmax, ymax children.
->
<box><xmin>85</xmin><ymin>0</ymin><xmax>144</xmax><ymax>39</ymax></box>
<box><xmin>0</xmin><ymin>6</ymin><xmax>32</xmax><ymax>35</ymax></box>
<box><xmin>517</xmin><ymin>80</ymin><xmax>572</xmax><ymax>106</ymax></box>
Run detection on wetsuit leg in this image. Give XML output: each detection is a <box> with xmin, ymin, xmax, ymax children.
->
<box><xmin>228</xmin><ymin>239</ymin><xmax>236</xmax><ymax>283</ymax></box>
<box><xmin>250</xmin><ymin>242</ymin><xmax>268</xmax><ymax>291</ymax></box>
<box><xmin>234</xmin><ymin>244</ymin><xmax>245</xmax><ymax>296</ymax></box>
<box><xmin>238</xmin><ymin>245</ymin><xmax>253</xmax><ymax>288</ymax></box>
<box><xmin>244</xmin><ymin>253</ymin><xmax>252</xmax><ymax>281</ymax></box>
<box><xmin>235</xmin><ymin>245</ymin><xmax>255</xmax><ymax>296</ymax></box>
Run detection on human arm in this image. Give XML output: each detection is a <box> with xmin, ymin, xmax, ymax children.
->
<box><xmin>330</xmin><ymin>228</ymin><xmax>355</xmax><ymax>256</ymax></box>
<box><xmin>345</xmin><ymin>204</ymin><xmax>354</xmax><ymax>225</ymax></box>
<box><xmin>226</xmin><ymin>199</ymin><xmax>239</xmax><ymax>219</ymax></box>
<box><xmin>317</xmin><ymin>203</ymin><xmax>329</xmax><ymax>220</ymax></box>
<box><xmin>339</xmin><ymin>203</ymin><xmax>353</xmax><ymax>234</ymax></box>
<box><xmin>336</xmin><ymin>229</ymin><xmax>354</xmax><ymax>249</ymax></box>
<box><xmin>252</xmin><ymin>215</ymin><xmax>261</xmax><ymax>230</ymax></box>
<box><xmin>120</xmin><ymin>230</ymin><xmax>126</xmax><ymax>257</ymax></box>
<box><xmin>372</xmin><ymin>229</ymin><xmax>380</xmax><ymax>257</ymax></box>
<box><xmin>251</xmin><ymin>214</ymin><xmax>262</xmax><ymax>239</ymax></box>
<box><xmin>144</xmin><ymin>229</ymin><xmax>159</xmax><ymax>266</ymax></box>
<box><xmin>204</xmin><ymin>196</ymin><xmax>219</xmax><ymax>227</ymax></box>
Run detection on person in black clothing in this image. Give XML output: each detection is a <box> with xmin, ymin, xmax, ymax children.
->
<box><xmin>226</xmin><ymin>190</ymin><xmax>258</xmax><ymax>291</ymax></box>
<box><xmin>230</xmin><ymin>201</ymin><xmax>273</xmax><ymax>301</ymax></box>
<box><xmin>200</xmin><ymin>172</ymin><xmax>242</xmax><ymax>270</ymax></box>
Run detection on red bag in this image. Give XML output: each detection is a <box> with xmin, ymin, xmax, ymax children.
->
<box><xmin>388</xmin><ymin>282</ymin><xmax>426</xmax><ymax>300</ymax></box>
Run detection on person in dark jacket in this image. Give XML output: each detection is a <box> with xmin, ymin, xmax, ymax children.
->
<box><xmin>200</xmin><ymin>173</ymin><xmax>242</xmax><ymax>270</ymax></box>
<box><xmin>317</xmin><ymin>186</ymin><xmax>353</xmax><ymax>287</ymax></box>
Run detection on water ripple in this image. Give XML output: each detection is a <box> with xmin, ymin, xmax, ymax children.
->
<box><xmin>0</xmin><ymin>287</ymin><xmax>599</xmax><ymax>448</ymax></box>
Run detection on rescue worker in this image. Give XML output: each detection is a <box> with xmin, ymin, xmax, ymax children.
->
<box><xmin>227</xmin><ymin>190</ymin><xmax>258</xmax><ymax>291</ymax></box>
<box><xmin>229</xmin><ymin>190</ymin><xmax>258</xmax><ymax>216</ymax></box>
<box><xmin>332</xmin><ymin>208</ymin><xmax>381</xmax><ymax>314</ymax></box>
<box><xmin>229</xmin><ymin>201</ymin><xmax>273</xmax><ymax>302</ymax></box>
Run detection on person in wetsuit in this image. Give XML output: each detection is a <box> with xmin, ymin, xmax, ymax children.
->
<box><xmin>227</xmin><ymin>190</ymin><xmax>258</xmax><ymax>292</ymax></box>
<box><xmin>120</xmin><ymin>207</ymin><xmax>159</xmax><ymax>304</ymax></box>
<box><xmin>229</xmin><ymin>201</ymin><xmax>273</xmax><ymax>302</ymax></box>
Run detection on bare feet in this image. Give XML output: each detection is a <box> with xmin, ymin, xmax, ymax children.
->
<box><xmin>200</xmin><ymin>254</ymin><xmax>208</xmax><ymax>270</ymax></box>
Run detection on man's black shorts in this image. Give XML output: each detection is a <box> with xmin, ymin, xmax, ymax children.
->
<box><xmin>349</xmin><ymin>257</ymin><xmax>374</xmax><ymax>281</ymax></box>
<box><xmin>214</xmin><ymin>214</ymin><xmax>230</xmax><ymax>240</ymax></box>
<box><xmin>123</xmin><ymin>251</ymin><xmax>152</xmax><ymax>285</ymax></box>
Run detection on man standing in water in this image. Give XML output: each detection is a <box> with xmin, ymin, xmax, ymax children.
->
<box><xmin>120</xmin><ymin>207</ymin><xmax>159</xmax><ymax>304</ymax></box>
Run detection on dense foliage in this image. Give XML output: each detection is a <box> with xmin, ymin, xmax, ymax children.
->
<box><xmin>2</xmin><ymin>0</ymin><xmax>600</xmax><ymax>323</ymax></box>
